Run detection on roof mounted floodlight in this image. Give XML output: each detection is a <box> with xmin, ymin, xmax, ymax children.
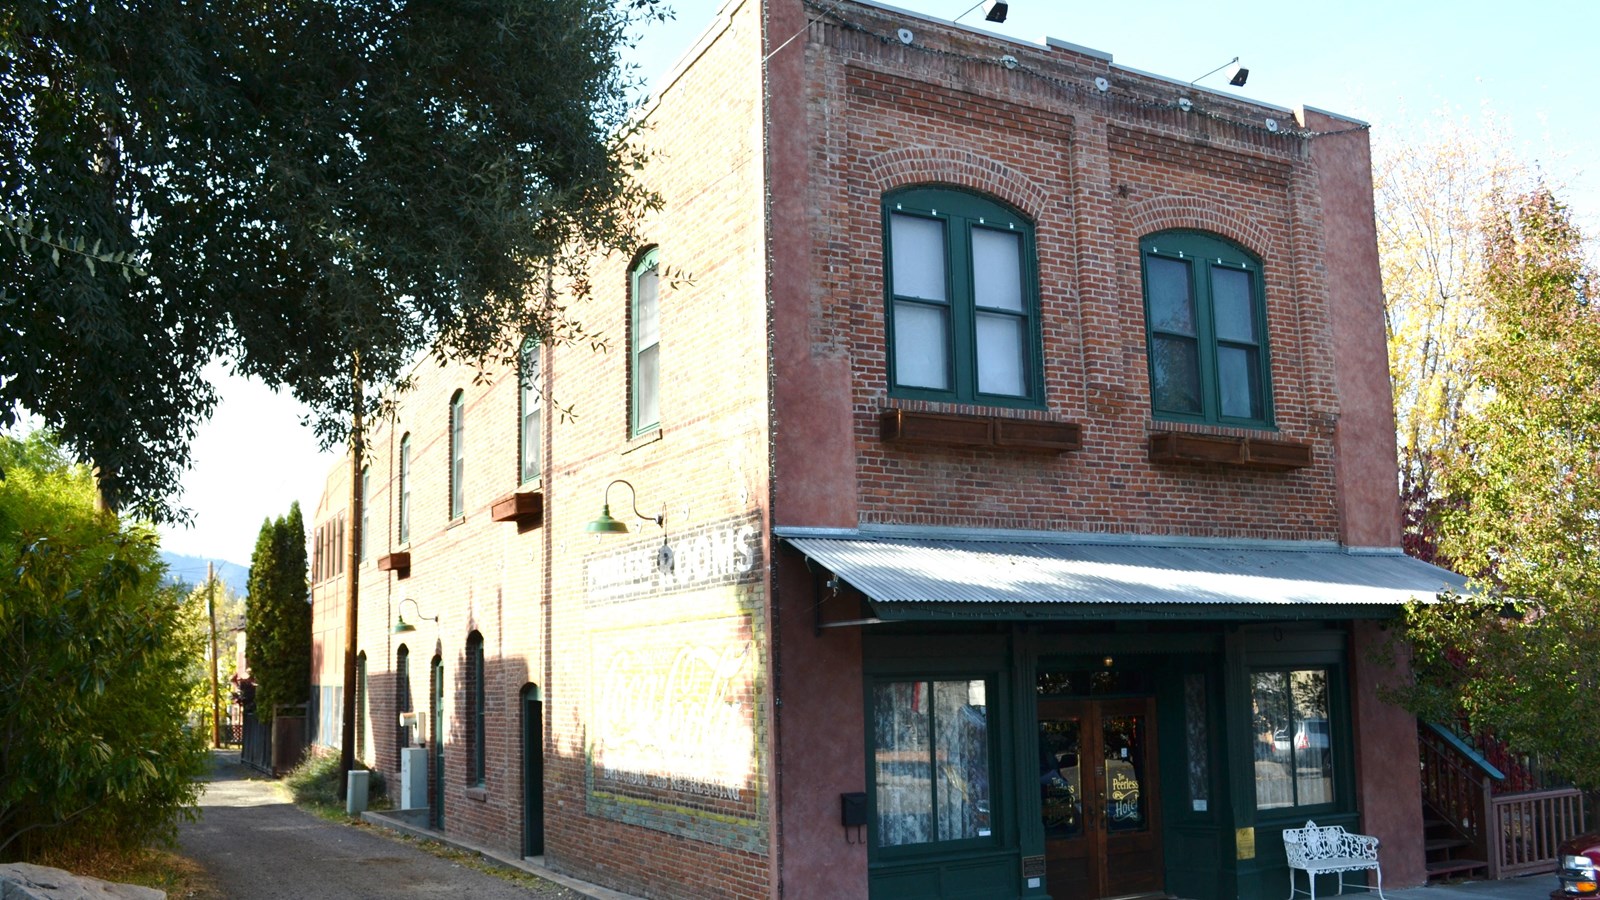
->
<box><xmin>954</xmin><ymin>0</ymin><xmax>1009</xmax><ymax>24</ymax></box>
<box><xmin>1191</xmin><ymin>56</ymin><xmax>1249</xmax><ymax>87</ymax></box>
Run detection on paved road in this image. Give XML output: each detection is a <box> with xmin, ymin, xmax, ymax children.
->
<box><xmin>178</xmin><ymin>753</ymin><xmax>580</xmax><ymax>900</ymax></box>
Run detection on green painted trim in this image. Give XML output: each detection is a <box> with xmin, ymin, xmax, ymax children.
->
<box><xmin>1424</xmin><ymin>721</ymin><xmax>1506</xmax><ymax>780</ymax></box>
<box><xmin>448</xmin><ymin>390</ymin><xmax>465</xmax><ymax>519</ymax></box>
<box><xmin>629</xmin><ymin>247</ymin><xmax>661</xmax><ymax>437</ymax></box>
<box><xmin>517</xmin><ymin>338</ymin><xmax>541</xmax><ymax>486</ymax></box>
<box><xmin>469</xmin><ymin>633</ymin><xmax>485</xmax><ymax>787</ymax></box>
<box><xmin>397</xmin><ymin>433</ymin><xmax>412</xmax><ymax>544</ymax></box>
<box><xmin>1140</xmin><ymin>230</ymin><xmax>1275</xmax><ymax>429</ymax></box>
<box><xmin>883</xmin><ymin>186</ymin><xmax>1045</xmax><ymax>408</ymax></box>
<box><xmin>863</xmin><ymin>668</ymin><xmax>1010</xmax><ymax>864</ymax></box>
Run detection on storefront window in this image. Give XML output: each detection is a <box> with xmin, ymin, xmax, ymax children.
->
<box><xmin>872</xmin><ymin>679</ymin><xmax>991</xmax><ymax>847</ymax></box>
<box><xmin>1252</xmin><ymin>669</ymin><xmax>1335</xmax><ymax>809</ymax></box>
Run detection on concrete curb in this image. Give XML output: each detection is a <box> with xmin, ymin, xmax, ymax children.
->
<box><xmin>361</xmin><ymin>809</ymin><xmax>644</xmax><ymax>900</ymax></box>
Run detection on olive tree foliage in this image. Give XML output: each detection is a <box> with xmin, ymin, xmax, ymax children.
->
<box><xmin>0</xmin><ymin>0</ymin><xmax>664</xmax><ymax>521</ymax></box>
<box><xmin>246</xmin><ymin>503</ymin><xmax>310</xmax><ymax>720</ymax></box>
<box><xmin>1374</xmin><ymin>114</ymin><xmax>1535</xmax><ymax>562</ymax></box>
<box><xmin>0</xmin><ymin>431</ymin><xmax>207</xmax><ymax>859</ymax></box>
<box><xmin>1393</xmin><ymin>188</ymin><xmax>1600</xmax><ymax>788</ymax></box>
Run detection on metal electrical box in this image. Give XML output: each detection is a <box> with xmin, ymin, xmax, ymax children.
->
<box><xmin>399</xmin><ymin>746</ymin><xmax>428</xmax><ymax>810</ymax></box>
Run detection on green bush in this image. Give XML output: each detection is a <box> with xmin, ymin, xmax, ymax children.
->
<box><xmin>283</xmin><ymin>753</ymin><xmax>386</xmax><ymax>815</ymax></box>
<box><xmin>0</xmin><ymin>432</ymin><xmax>208</xmax><ymax>859</ymax></box>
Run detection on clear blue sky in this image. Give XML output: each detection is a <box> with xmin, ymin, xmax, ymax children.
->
<box><xmin>156</xmin><ymin>0</ymin><xmax>1596</xmax><ymax>565</ymax></box>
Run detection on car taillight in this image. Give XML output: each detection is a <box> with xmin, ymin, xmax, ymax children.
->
<box><xmin>1295</xmin><ymin>733</ymin><xmax>1308</xmax><ymax>750</ymax></box>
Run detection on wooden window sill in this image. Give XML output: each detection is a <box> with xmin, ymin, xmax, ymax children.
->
<box><xmin>1147</xmin><ymin>431</ymin><xmax>1312</xmax><ymax>470</ymax></box>
<box><xmin>879</xmin><ymin>408</ymin><xmax>1082</xmax><ymax>453</ymax></box>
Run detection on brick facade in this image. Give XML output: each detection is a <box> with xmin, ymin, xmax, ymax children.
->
<box><xmin>307</xmin><ymin>1</ymin><xmax>1424</xmax><ymax>898</ymax></box>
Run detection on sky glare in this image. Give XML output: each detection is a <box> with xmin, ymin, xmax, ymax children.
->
<box><xmin>155</xmin><ymin>0</ymin><xmax>1597</xmax><ymax>565</ymax></box>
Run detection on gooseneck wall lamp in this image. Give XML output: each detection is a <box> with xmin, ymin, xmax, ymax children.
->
<box><xmin>392</xmin><ymin>598</ymin><xmax>439</xmax><ymax>635</ymax></box>
<box><xmin>586</xmin><ymin>479</ymin><xmax>666</xmax><ymax>535</ymax></box>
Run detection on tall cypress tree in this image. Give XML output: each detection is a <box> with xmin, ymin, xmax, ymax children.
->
<box><xmin>247</xmin><ymin>504</ymin><xmax>310</xmax><ymax>719</ymax></box>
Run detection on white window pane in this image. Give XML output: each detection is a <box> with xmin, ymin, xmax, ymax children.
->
<box><xmin>1218</xmin><ymin>346</ymin><xmax>1262</xmax><ymax>419</ymax></box>
<box><xmin>1291</xmin><ymin>670</ymin><xmax>1334</xmax><ymax>806</ymax></box>
<box><xmin>893</xmin><ymin>301</ymin><xmax>950</xmax><ymax>389</ymax></box>
<box><xmin>521</xmin><ymin>407</ymin><xmax>540</xmax><ymax>482</ymax></box>
<box><xmin>934</xmin><ymin>680</ymin><xmax>990</xmax><ymax>840</ymax></box>
<box><xmin>521</xmin><ymin>344</ymin><xmax>541</xmax><ymax>482</ymax></box>
<box><xmin>1152</xmin><ymin>335</ymin><xmax>1201</xmax><ymax>413</ymax></box>
<box><xmin>976</xmin><ymin>312</ymin><xmax>1026</xmax><ymax>396</ymax></box>
<box><xmin>637</xmin><ymin>265</ymin><xmax>660</xmax><ymax>348</ymax></box>
<box><xmin>891</xmin><ymin>214</ymin><xmax>947</xmax><ymax>302</ymax></box>
<box><xmin>972</xmin><ymin>227</ymin><xmax>1023</xmax><ymax>312</ymax></box>
<box><xmin>1147</xmin><ymin>256</ymin><xmax>1195</xmax><ymax>336</ymax></box>
<box><xmin>638</xmin><ymin>344</ymin><xmax>659</xmax><ymax>428</ymax></box>
<box><xmin>1213</xmin><ymin>267</ymin><xmax>1256</xmax><ymax>343</ymax></box>
<box><xmin>1252</xmin><ymin>672</ymin><xmax>1293</xmax><ymax>809</ymax></box>
<box><xmin>875</xmin><ymin>682</ymin><xmax>932</xmax><ymax>847</ymax></box>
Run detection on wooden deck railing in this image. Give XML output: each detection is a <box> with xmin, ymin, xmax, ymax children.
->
<box><xmin>1493</xmin><ymin>787</ymin><xmax>1587</xmax><ymax>877</ymax></box>
<box><xmin>1419</xmin><ymin>724</ymin><xmax>1494</xmax><ymax>865</ymax></box>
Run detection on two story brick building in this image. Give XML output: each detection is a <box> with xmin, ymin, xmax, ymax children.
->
<box><xmin>307</xmin><ymin>1</ymin><xmax>1464</xmax><ymax>897</ymax></box>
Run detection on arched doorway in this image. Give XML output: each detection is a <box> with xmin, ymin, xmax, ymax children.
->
<box><xmin>521</xmin><ymin>684</ymin><xmax>544</xmax><ymax>857</ymax></box>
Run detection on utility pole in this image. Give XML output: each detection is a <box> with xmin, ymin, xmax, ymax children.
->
<box><xmin>338</xmin><ymin>356</ymin><xmax>365</xmax><ymax>801</ymax></box>
<box><xmin>208</xmin><ymin>561</ymin><xmax>221</xmax><ymax>749</ymax></box>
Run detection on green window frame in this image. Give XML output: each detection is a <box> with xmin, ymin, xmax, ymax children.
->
<box><xmin>396</xmin><ymin>645</ymin><xmax>413</xmax><ymax>749</ymax></box>
<box><xmin>518</xmin><ymin>338</ymin><xmax>541</xmax><ymax>485</ymax></box>
<box><xmin>448</xmin><ymin>390</ymin><xmax>465</xmax><ymax>519</ymax></box>
<box><xmin>630</xmin><ymin>249</ymin><xmax>660</xmax><ymax>436</ymax></box>
<box><xmin>398</xmin><ymin>433</ymin><xmax>412</xmax><ymax>544</ymax></box>
<box><xmin>1141</xmin><ymin>231</ymin><xmax>1272</xmax><ymax>427</ymax></box>
<box><xmin>468</xmin><ymin>631</ymin><xmax>486</xmax><ymax>786</ymax></box>
<box><xmin>884</xmin><ymin>187</ymin><xmax>1041</xmax><ymax>406</ymax></box>
<box><xmin>867</xmin><ymin>675</ymin><xmax>997</xmax><ymax>856</ymax></box>
<box><xmin>1250</xmin><ymin>667</ymin><xmax>1339</xmax><ymax>812</ymax></box>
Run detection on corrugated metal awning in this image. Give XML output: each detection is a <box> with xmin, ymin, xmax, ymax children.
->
<box><xmin>779</xmin><ymin>528</ymin><xmax>1469</xmax><ymax>622</ymax></box>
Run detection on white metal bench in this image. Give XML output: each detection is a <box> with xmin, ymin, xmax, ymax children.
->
<box><xmin>1282</xmin><ymin>820</ymin><xmax>1386</xmax><ymax>900</ymax></box>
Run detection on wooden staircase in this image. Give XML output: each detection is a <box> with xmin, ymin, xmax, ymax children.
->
<box><xmin>1418</xmin><ymin>721</ymin><xmax>1586</xmax><ymax>881</ymax></box>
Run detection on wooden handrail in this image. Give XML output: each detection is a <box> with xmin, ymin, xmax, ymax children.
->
<box><xmin>1420</xmin><ymin>722</ymin><xmax>1587</xmax><ymax>880</ymax></box>
<box><xmin>1492</xmin><ymin>787</ymin><xmax>1587</xmax><ymax>877</ymax></box>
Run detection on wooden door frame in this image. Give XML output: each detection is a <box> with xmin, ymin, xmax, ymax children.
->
<box><xmin>1037</xmin><ymin>695</ymin><xmax>1163</xmax><ymax>900</ymax></box>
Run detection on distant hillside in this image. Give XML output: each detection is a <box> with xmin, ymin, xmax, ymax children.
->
<box><xmin>160</xmin><ymin>551</ymin><xmax>250</xmax><ymax>597</ymax></box>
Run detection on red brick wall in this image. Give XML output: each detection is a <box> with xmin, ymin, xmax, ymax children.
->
<box><xmin>767</xmin><ymin>5</ymin><xmax>1403</xmax><ymax>897</ymax></box>
<box><xmin>310</xmin><ymin>0</ymin><xmax>777</xmax><ymax>896</ymax></box>
<box><xmin>773</xmin><ymin>5</ymin><xmax>1394</xmax><ymax>543</ymax></box>
<box><xmin>304</xmin><ymin>3</ymin><xmax>1407</xmax><ymax>900</ymax></box>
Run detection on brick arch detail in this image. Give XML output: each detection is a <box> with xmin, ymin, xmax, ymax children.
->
<box><xmin>1127</xmin><ymin>195</ymin><xmax>1274</xmax><ymax>254</ymax></box>
<box><xmin>866</xmin><ymin>147</ymin><xmax>1050</xmax><ymax>220</ymax></box>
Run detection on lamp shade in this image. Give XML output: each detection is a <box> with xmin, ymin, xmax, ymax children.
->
<box><xmin>586</xmin><ymin>503</ymin><xmax>632</xmax><ymax>534</ymax></box>
<box><xmin>393</xmin><ymin>617</ymin><xmax>417</xmax><ymax>635</ymax></box>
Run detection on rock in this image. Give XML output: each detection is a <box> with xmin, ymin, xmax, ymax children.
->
<box><xmin>0</xmin><ymin>863</ymin><xmax>165</xmax><ymax>900</ymax></box>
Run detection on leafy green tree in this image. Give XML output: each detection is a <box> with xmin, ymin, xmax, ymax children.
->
<box><xmin>1396</xmin><ymin>187</ymin><xmax>1600</xmax><ymax>787</ymax></box>
<box><xmin>0</xmin><ymin>431</ymin><xmax>207</xmax><ymax>859</ymax></box>
<box><xmin>0</xmin><ymin>0</ymin><xmax>662</xmax><ymax>520</ymax></box>
<box><xmin>247</xmin><ymin>504</ymin><xmax>310</xmax><ymax>720</ymax></box>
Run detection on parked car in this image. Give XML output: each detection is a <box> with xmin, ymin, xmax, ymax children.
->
<box><xmin>1294</xmin><ymin>718</ymin><xmax>1331</xmax><ymax>751</ymax></box>
<box><xmin>1554</xmin><ymin>833</ymin><xmax>1600</xmax><ymax>897</ymax></box>
<box><xmin>1271</xmin><ymin>719</ymin><xmax>1330</xmax><ymax>754</ymax></box>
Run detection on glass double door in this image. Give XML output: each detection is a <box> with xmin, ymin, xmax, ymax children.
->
<box><xmin>1037</xmin><ymin>697</ymin><xmax>1162</xmax><ymax>900</ymax></box>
